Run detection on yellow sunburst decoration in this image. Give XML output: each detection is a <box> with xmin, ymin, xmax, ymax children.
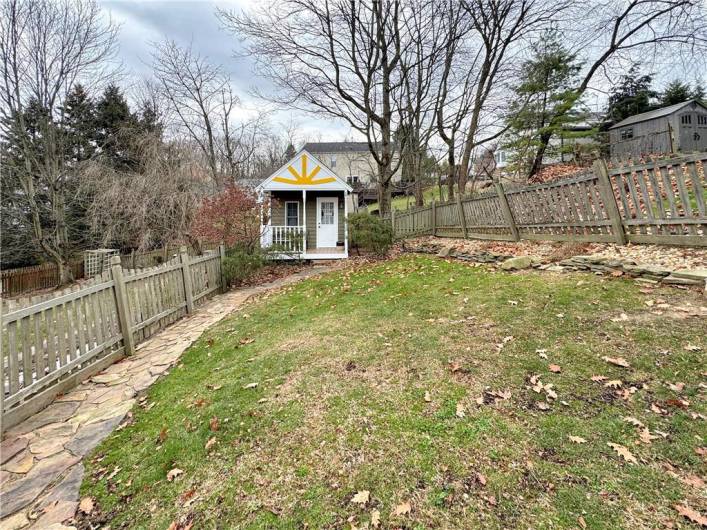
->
<box><xmin>273</xmin><ymin>154</ymin><xmax>336</xmax><ymax>185</ymax></box>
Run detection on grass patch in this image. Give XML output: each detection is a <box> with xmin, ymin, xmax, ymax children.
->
<box><xmin>82</xmin><ymin>255</ymin><xmax>706</xmax><ymax>529</ymax></box>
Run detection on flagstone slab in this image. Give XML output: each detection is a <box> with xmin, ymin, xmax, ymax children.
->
<box><xmin>1</xmin><ymin>437</ymin><xmax>28</xmax><ymax>465</ymax></box>
<box><xmin>29</xmin><ymin>437</ymin><xmax>69</xmax><ymax>460</ymax></box>
<box><xmin>3</xmin><ymin>451</ymin><xmax>34</xmax><ymax>474</ymax></box>
<box><xmin>55</xmin><ymin>391</ymin><xmax>88</xmax><ymax>403</ymax></box>
<box><xmin>32</xmin><ymin>500</ymin><xmax>78</xmax><ymax>528</ymax></box>
<box><xmin>0</xmin><ymin>511</ymin><xmax>30</xmax><ymax>530</ymax></box>
<box><xmin>0</xmin><ymin>452</ymin><xmax>79</xmax><ymax>518</ymax></box>
<box><xmin>90</xmin><ymin>373</ymin><xmax>126</xmax><ymax>385</ymax></box>
<box><xmin>8</xmin><ymin>402</ymin><xmax>81</xmax><ymax>435</ymax></box>
<box><xmin>65</xmin><ymin>415</ymin><xmax>125</xmax><ymax>458</ymax></box>
<box><xmin>33</xmin><ymin>423</ymin><xmax>78</xmax><ymax>440</ymax></box>
<box><xmin>36</xmin><ymin>464</ymin><xmax>84</xmax><ymax>508</ymax></box>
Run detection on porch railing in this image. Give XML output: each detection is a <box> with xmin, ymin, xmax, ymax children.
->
<box><xmin>261</xmin><ymin>225</ymin><xmax>306</xmax><ymax>253</ymax></box>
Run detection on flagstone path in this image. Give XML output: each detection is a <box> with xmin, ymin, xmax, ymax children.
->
<box><xmin>0</xmin><ymin>265</ymin><xmax>337</xmax><ymax>530</ymax></box>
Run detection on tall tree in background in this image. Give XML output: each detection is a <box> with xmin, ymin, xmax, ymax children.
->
<box><xmin>504</xmin><ymin>30</ymin><xmax>583</xmax><ymax>178</ymax></box>
<box><xmin>95</xmin><ymin>84</ymin><xmax>137</xmax><ymax>170</ymax></box>
<box><xmin>659</xmin><ymin>80</ymin><xmax>705</xmax><ymax>107</ymax></box>
<box><xmin>603</xmin><ymin>66</ymin><xmax>656</xmax><ymax>126</ymax></box>
<box><xmin>0</xmin><ymin>0</ymin><xmax>118</xmax><ymax>278</ymax></box>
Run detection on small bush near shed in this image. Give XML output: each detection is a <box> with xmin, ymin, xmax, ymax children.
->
<box><xmin>348</xmin><ymin>212</ymin><xmax>393</xmax><ymax>255</ymax></box>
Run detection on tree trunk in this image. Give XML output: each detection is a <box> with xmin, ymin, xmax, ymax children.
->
<box><xmin>528</xmin><ymin>131</ymin><xmax>552</xmax><ymax>180</ymax></box>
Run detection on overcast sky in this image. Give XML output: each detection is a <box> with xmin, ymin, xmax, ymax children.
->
<box><xmin>99</xmin><ymin>0</ymin><xmax>352</xmax><ymax>144</ymax></box>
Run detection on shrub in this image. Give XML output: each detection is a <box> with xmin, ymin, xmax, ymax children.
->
<box><xmin>348</xmin><ymin>212</ymin><xmax>393</xmax><ymax>255</ymax></box>
<box><xmin>191</xmin><ymin>186</ymin><xmax>261</xmax><ymax>250</ymax></box>
<box><xmin>222</xmin><ymin>244</ymin><xmax>266</xmax><ymax>286</ymax></box>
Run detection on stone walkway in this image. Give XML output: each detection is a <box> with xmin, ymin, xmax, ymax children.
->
<box><xmin>0</xmin><ymin>266</ymin><xmax>336</xmax><ymax>530</ymax></box>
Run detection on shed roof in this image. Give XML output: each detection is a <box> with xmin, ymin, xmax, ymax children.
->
<box><xmin>257</xmin><ymin>149</ymin><xmax>352</xmax><ymax>192</ymax></box>
<box><xmin>609</xmin><ymin>100</ymin><xmax>707</xmax><ymax>129</ymax></box>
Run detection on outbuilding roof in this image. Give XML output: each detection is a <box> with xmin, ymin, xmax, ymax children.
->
<box><xmin>257</xmin><ymin>149</ymin><xmax>352</xmax><ymax>192</ymax></box>
<box><xmin>609</xmin><ymin>100</ymin><xmax>707</xmax><ymax>129</ymax></box>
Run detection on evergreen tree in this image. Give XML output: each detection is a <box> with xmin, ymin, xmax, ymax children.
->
<box><xmin>95</xmin><ymin>84</ymin><xmax>137</xmax><ymax>169</ymax></box>
<box><xmin>136</xmin><ymin>99</ymin><xmax>163</xmax><ymax>139</ymax></box>
<box><xmin>659</xmin><ymin>80</ymin><xmax>704</xmax><ymax>107</ymax></box>
<box><xmin>503</xmin><ymin>30</ymin><xmax>585</xmax><ymax>178</ymax></box>
<box><xmin>604</xmin><ymin>65</ymin><xmax>657</xmax><ymax>126</ymax></box>
<box><xmin>283</xmin><ymin>143</ymin><xmax>296</xmax><ymax>161</ymax></box>
<box><xmin>60</xmin><ymin>84</ymin><xmax>97</xmax><ymax>164</ymax></box>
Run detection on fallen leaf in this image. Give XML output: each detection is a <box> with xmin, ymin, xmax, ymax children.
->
<box><xmin>209</xmin><ymin>417</ymin><xmax>220</xmax><ymax>432</ymax></box>
<box><xmin>205</xmin><ymin>437</ymin><xmax>217</xmax><ymax>451</ymax></box>
<box><xmin>158</xmin><ymin>427</ymin><xmax>168</xmax><ymax>443</ymax></box>
<box><xmin>668</xmin><ymin>382</ymin><xmax>685</xmax><ymax>392</ymax></box>
<box><xmin>602</xmin><ymin>356</ymin><xmax>630</xmax><ymax>368</ymax></box>
<box><xmin>682</xmin><ymin>474</ymin><xmax>705</xmax><ymax>489</ymax></box>
<box><xmin>239</xmin><ymin>337</ymin><xmax>255</xmax><ymax>345</ymax></box>
<box><xmin>568</xmin><ymin>435</ymin><xmax>587</xmax><ymax>444</ymax></box>
<box><xmin>578</xmin><ymin>515</ymin><xmax>587</xmax><ymax>529</ymax></box>
<box><xmin>673</xmin><ymin>503</ymin><xmax>707</xmax><ymax>526</ymax></box>
<box><xmin>537</xmin><ymin>402</ymin><xmax>550</xmax><ymax>410</ymax></box>
<box><xmin>607</xmin><ymin>443</ymin><xmax>637</xmax><ymax>464</ymax></box>
<box><xmin>591</xmin><ymin>375</ymin><xmax>608</xmax><ymax>382</ymax></box>
<box><xmin>78</xmin><ymin>497</ymin><xmax>94</xmax><ymax>515</ymax></box>
<box><xmin>449</xmin><ymin>361</ymin><xmax>462</xmax><ymax>373</ymax></box>
<box><xmin>351</xmin><ymin>490</ymin><xmax>370</xmax><ymax>505</ymax></box>
<box><xmin>370</xmin><ymin>509</ymin><xmax>381</xmax><ymax>527</ymax></box>
<box><xmin>424</xmin><ymin>391</ymin><xmax>432</xmax><ymax>403</ymax></box>
<box><xmin>548</xmin><ymin>364</ymin><xmax>561</xmax><ymax>373</ymax></box>
<box><xmin>456</xmin><ymin>402</ymin><xmax>465</xmax><ymax>418</ymax></box>
<box><xmin>476</xmin><ymin>473</ymin><xmax>487</xmax><ymax>486</ymax></box>
<box><xmin>684</xmin><ymin>344</ymin><xmax>701</xmax><ymax>352</ymax></box>
<box><xmin>243</xmin><ymin>382</ymin><xmax>258</xmax><ymax>389</ymax></box>
<box><xmin>651</xmin><ymin>403</ymin><xmax>666</xmax><ymax>415</ymax></box>
<box><xmin>638</xmin><ymin>428</ymin><xmax>659</xmax><ymax>444</ymax></box>
<box><xmin>604</xmin><ymin>380</ymin><xmax>622</xmax><ymax>388</ymax></box>
<box><xmin>167</xmin><ymin>468</ymin><xmax>184</xmax><ymax>481</ymax></box>
<box><xmin>623</xmin><ymin>417</ymin><xmax>644</xmax><ymax>428</ymax></box>
<box><xmin>392</xmin><ymin>501</ymin><xmax>412</xmax><ymax>516</ymax></box>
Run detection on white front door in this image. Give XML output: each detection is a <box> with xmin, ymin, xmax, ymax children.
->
<box><xmin>316</xmin><ymin>196</ymin><xmax>338</xmax><ymax>247</ymax></box>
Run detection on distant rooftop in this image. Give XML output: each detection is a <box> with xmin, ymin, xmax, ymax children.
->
<box><xmin>609</xmin><ymin>99</ymin><xmax>707</xmax><ymax>129</ymax></box>
<box><xmin>303</xmin><ymin>141</ymin><xmax>396</xmax><ymax>153</ymax></box>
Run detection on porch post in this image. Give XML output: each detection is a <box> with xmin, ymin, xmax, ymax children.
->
<box><xmin>302</xmin><ymin>189</ymin><xmax>307</xmax><ymax>254</ymax></box>
<box><xmin>344</xmin><ymin>191</ymin><xmax>349</xmax><ymax>256</ymax></box>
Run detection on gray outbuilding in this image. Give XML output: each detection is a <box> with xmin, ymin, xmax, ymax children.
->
<box><xmin>609</xmin><ymin>99</ymin><xmax>707</xmax><ymax>159</ymax></box>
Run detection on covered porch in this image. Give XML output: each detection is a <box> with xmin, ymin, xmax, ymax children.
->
<box><xmin>257</xmin><ymin>150</ymin><xmax>353</xmax><ymax>260</ymax></box>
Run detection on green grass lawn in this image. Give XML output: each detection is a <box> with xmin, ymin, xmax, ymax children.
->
<box><xmin>81</xmin><ymin>255</ymin><xmax>706</xmax><ymax>529</ymax></box>
<box><xmin>367</xmin><ymin>186</ymin><xmax>443</xmax><ymax>213</ymax></box>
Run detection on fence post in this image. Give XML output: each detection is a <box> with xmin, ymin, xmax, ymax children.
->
<box><xmin>494</xmin><ymin>180</ymin><xmax>520</xmax><ymax>241</ymax></box>
<box><xmin>593</xmin><ymin>159</ymin><xmax>627</xmax><ymax>245</ymax></box>
<box><xmin>179</xmin><ymin>246</ymin><xmax>194</xmax><ymax>313</ymax></box>
<box><xmin>219</xmin><ymin>243</ymin><xmax>227</xmax><ymax>293</ymax></box>
<box><xmin>431</xmin><ymin>199</ymin><xmax>436</xmax><ymax>236</ymax></box>
<box><xmin>110</xmin><ymin>255</ymin><xmax>135</xmax><ymax>356</ymax></box>
<box><xmin>391</xmin><ymin>208</ymin><xmax>396</xmax><ymax>238</ymax></box>
<box><xmin>456</xmin><ymin>194</ymin><xmax>468</xmax><ymax>238</ymax></box>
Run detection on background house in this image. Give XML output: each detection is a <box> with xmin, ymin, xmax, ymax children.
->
<box><xmin>302</xmin><ymin>142</ymin><xmax>401</xmax><ymax>188</ymax></box>
<box><xmin>608</xmin><ymin>99</ymin><xmax>707</xmax><ymax>158</ymax></box>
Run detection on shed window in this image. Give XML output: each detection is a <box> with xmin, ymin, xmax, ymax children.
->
<box><xmin>681</xmin><ymin>114</ymin><xmax>692</xmax><ymax>125</ymax></box>
<box><xmin>330</xmin><ymin>155</ymin><xmax>337</xmax><ymax>168</ymax></box>
<box><xmin>620</xmin><ymin>128</ymin><xmax>634</xmax><ymax>140</ymax></box>
<box><xmin>285</xmin><ymin>201</ymin><xmax>299</xmax><ymax>227</ymax></box>
<box><xmin>698</xmin><ymin>115</ymin><xmax>707</xmax><ymax>125</ymax></box>
<box><xmin>347</xmin><ymin>175</ymin><xmax>359</xmax><ymax>184</ymax></box>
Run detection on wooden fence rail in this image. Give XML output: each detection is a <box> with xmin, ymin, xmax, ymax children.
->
<box><xmin>388</xmin><ymin>153</ymin><xmax>707</xmax><ymax>247</ymax></box>
<box><xmin>1</xmin><ymin>246</ymin><xmax>225</xmax><ymax>432</ymax></box>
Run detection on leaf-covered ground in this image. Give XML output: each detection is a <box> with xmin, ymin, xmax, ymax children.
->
<box><xmin>81</xmin><ymin>255</ymin><xmax>706</xmax><ymax>529</ymax></box>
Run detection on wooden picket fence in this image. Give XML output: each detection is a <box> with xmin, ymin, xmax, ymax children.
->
<box><xmin>1</xmin><ymin>261</ymin><xmax>85</xmax><ymax>298</ymax></box>
<box><xmin>390</xmin><ymin>153</ymin><xmax>707</xmax><ymax>247</ymax></box>
<box><xmin>0</xmin><ymin>246</ymin><xmax>225</xmax><ymax>432</ymax></box>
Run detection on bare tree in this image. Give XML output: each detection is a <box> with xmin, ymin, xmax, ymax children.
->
<box><xmin>0</xmin><ymin>0</ymin><xmax>119</xmax><ymax>281</ymax></box>
<box><xmin>80</xmin><ymin>134</ymin><xmax>203</xmax><ymax>252</ymax></box>
<box><xmin>219</xmin><ymin>0</ymin><xmax>412</xmax><ymax>216</ymax></box>
<box><xmin>456</xmin><ymin>0</ymin><xmax>567</xmax><ymax>190</ymax></box>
